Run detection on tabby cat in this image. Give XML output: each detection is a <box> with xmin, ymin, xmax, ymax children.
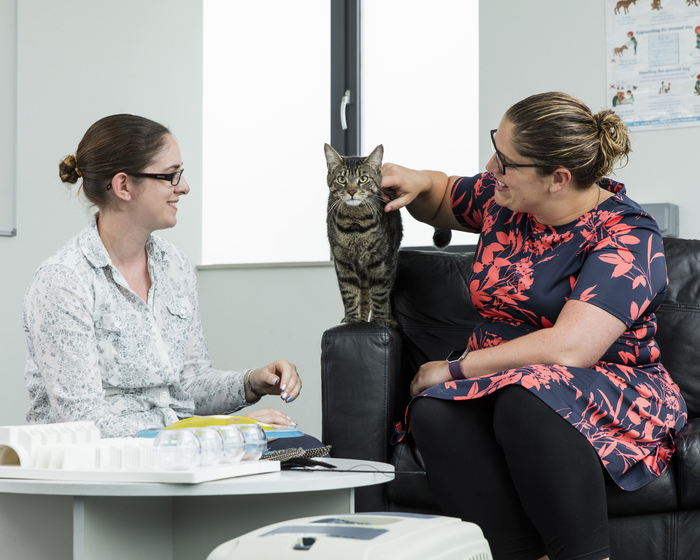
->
<box><xmin>324</xmin><ymin>143</ymin><xmax>402</xmax><ymax>328</ymax></box>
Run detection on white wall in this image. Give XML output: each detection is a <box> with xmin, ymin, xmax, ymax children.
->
<box><xmin>196</xmin><ymin>264</ymin><xmax>342</xmax><ymax>441</ymax></box>
<box><xmin>1</xmin><ymin>1</ymin><xmax>697</xmax><ymax>438</ymax></box>
<box><xmin>0</xmin><ymin>0</ymin><xmax>203</xmax><ymax>424</ymax></box>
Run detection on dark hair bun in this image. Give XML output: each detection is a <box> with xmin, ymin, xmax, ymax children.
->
<box><xmin>59</xmin><ymin>155</ymin><xmax>80</xmax><ymax>184</ymax></box>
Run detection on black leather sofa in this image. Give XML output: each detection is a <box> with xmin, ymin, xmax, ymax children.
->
<box><xmin>321</xmin><ymin>237</ymin><xmax>700</xmax><ymax>560</ymax></box>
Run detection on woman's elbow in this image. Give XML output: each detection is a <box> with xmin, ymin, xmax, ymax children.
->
<box><xmin>549</xmin><ymin>345</ymin><xmax>606</xmax><ymax>369</ymax></box>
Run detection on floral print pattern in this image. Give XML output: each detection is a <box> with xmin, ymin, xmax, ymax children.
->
<box><xmin>412</xmin><ymin>173</ymin><xmax>687</xmax><ymax>491</ymax></box>
<box><xmin>23</xmin><ymin>215</ymin><xmax>249</xmax><ymax>438</ymax></box>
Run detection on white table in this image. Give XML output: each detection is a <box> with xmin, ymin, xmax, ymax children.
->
<box><xmin>0</xmin><ymin>458</ymin><xmax>394</xmax><ymax>560</ymax></box>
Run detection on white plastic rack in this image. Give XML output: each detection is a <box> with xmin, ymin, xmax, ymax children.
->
<box><xmin>0</xmin><ymin>421</ymin><xmax>278</xmax><ymax>484</ymax></box>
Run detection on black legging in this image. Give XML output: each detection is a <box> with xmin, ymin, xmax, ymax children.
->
<box><xmin>410</xmin><ymin>385</ymin><xmax>610</xmax><ymax>560</ymax></box>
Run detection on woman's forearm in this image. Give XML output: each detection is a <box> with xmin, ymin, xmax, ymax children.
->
<box><xmin>403</xmin><ymin>170</ymin><xmax>451</xmax><ymax>224</ymax></box>
<box><xmin>459</xmin><ymin>300</ymin><xmax>627</xmax><ymax>379</ymax></box>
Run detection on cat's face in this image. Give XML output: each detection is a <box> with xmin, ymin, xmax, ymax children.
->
<box><xmin>324</xmin><ymin>144</ymin><xmax>384</xmax><ymax>207</ymax></box>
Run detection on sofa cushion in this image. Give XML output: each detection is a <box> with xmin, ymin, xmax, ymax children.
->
<box><xmin>606</xmin><ymin>461</ymin><xmax>678</xmax><ymax>516</ymax></box>
<box><xmin>676</xmin><ymin>420</ymin><xmax>700</xmax><ymax>510</ymax></box>
<box><xmin>393</xmin><ymin>249</ymin><xmax>481</xmax><ymax>361</ymax></box>
<box><xmin>609</xmin><ymin>510</ymin><xmax>700</xmax><ymax>560</ymax></box>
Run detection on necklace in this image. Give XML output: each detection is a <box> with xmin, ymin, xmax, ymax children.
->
<box><xmin>595</xmin><ymin>187</ymin><xmax>602</xmax><ymax>208</ymax></box>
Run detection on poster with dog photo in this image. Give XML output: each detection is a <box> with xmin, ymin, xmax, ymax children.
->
<box><xmin>606</xmin><ymin>0</ymin><xmax>700</xmax><ymax>130</ymax></box>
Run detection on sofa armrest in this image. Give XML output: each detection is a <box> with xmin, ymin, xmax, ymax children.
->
<box><xmin>321</xmin><ymin>322</ymin><xmax>403</xmax><ymax>464</ymax></box>
<box><xmin>676</xmin><ymin>418</ymin><xmax>700</xmax><ymax>510</ymax></box>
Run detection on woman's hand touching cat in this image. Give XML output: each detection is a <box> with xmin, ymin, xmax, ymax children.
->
<box><xmin>381</xmin><ymin>163</ymin><xmax>434</xmax><ymax>212</ymax></box>
<box><xmin>381</xmin><ymin>164</ymin><xmax>461</xmax><ymax>231</ymax></box>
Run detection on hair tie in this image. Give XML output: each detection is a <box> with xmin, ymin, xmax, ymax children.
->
<box><xmin>594</xmin><ymin>116</ymin><xmax>603</xmax><ymax>135</ymax></box>
<box><xmin>74</xmin><ymin>164</ymin><xmax>82</xmax><ymax>178</ymax></box>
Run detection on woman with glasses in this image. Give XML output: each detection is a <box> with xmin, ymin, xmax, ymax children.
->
<box><xmin>23</xmin><ymin>114</ymin><xmax>310</xmax><ymax>446</ymax></box>
<box><xmin>382</xmin><ymin>92</ymin><xmax>686</xmax><ymax>560</ymax></box>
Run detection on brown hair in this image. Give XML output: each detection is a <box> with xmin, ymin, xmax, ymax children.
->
<box><xmin>58</xmin><ymin>114</ymin><xmax>171</xmax><ymax>208</ymax></box>
<box><xmin>504</xmin><ymin>92</ymin><xmax>631</xmax><ymax>189</ymax></box>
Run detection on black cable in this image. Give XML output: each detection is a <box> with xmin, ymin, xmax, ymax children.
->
<box><xmin>325</xmin><ymin>470</ymin><xmax>425</xmax><ymax>475</ymax></box>
<box><xmin>277</xmin><ymin>456</ymin><xmax>426</xmax><ymax>475</ymax></box>
<box><xmin>283</xmin><ymin>464</ymin><xmax>425</xmax><ymax>475</ymax></box>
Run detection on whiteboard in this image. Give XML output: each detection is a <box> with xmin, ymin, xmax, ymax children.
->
<box><xmin>0</xmin><ymin>0</ymin><xmax>16</xmax><ymax>236</ymax></box>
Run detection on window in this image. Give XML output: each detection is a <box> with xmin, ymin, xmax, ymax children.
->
<box><xmin>361</xmin><ymin>0</ymin><xmax>479</xmax><ymax>248</ymax></box>
<box><xmin>202</xmin><ymin>0</ymin><xmax>478</xmax><ymax>265</ymax></box>
<box><xmin>203</xmin><ymin>0</ymin><xmax>331</xmax><ymax>265</ymax></box>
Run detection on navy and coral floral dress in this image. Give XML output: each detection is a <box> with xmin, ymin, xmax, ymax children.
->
<box><xmin>412</xmin><ymin>172</ymin><xmax>688</xmax><ymax>491</ymax></box>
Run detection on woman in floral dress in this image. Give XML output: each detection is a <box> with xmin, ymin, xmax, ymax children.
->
<box><xmin>382</xmin><ymin>92</ymin><xmax>687</xmax><ymax>560</ymax></box>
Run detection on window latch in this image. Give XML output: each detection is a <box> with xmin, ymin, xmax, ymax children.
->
<box><xmin>340</xmin><ymin>89</ymin><xmax>351</xmax><ymax>130</ymax></box>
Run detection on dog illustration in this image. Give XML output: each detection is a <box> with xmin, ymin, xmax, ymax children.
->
<box><xmin>614</xmin><ymin>45</ymin><xmax>629</xmax><ymax>56</ymax></box>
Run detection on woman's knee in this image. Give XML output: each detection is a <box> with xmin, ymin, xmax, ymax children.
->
<box><xmin>410</xmin><ymin>398</ymin><xmax>450</xmax><ymax>444</ymax></box>
<box><xmin>491</xmin><ymin>386</ymin><xmax>566</xmax><ymax>448</ymax></box>
<box><xmin>493</xmin><ymin>385</ymin><xmax>541</xmax><ymax>425</ymax></box>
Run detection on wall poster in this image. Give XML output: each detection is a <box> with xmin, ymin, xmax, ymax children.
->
<box><xmin>606</xmin><ymin>0</ymin><xmax>700</xmax><ymax>130</ymax></box>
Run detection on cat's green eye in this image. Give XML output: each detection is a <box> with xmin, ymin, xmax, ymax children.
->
<box><xmin>337</xmin><ymin>176</ymin><xmax>347</xmax><ymax>184</ymax></box>
<box><xmin>359</xmin><ymin>176</ymin><xmax>369</xmax><ymax>183</ymax></box>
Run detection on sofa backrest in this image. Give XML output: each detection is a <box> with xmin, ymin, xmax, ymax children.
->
<box><xmin>392</xmin><ymin>238</ymin><xmax>700</xmax><ymax>419</ymax></box>
<box><xmin>392</xmin><ymin>249</ymin><xmax>480</xmax><ymax>416</ymax></box>
<box><xmin>654</xmin><ymin>237</ymin><xmax>700</xmax><ymax>419</ymax></box>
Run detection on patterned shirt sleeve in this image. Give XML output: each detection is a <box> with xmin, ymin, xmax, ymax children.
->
<box><xmin>450</xmin><ymin>173</ymin><xmax>497</xmax><ymax>232</ymax></box>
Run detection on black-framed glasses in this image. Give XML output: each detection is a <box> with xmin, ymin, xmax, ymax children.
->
<box><xmin>490</xmin><ymin>129</ymin><xmax>544</xmax><ymax>175</ymax></box>
<box><xmin>128</xmin><ymin>169</ymin><xmax>184</xmax><ymax>186</ymax></box>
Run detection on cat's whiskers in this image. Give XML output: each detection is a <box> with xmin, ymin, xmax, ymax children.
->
<box><xmin>365</xmin><ymin>196</ymin><xmax>385</xmax><ymax>220</ymax></box>
<box><xmin>327</xmin><ymin>194</ymin><xmax>383</xmax><ymax>221</ymax></box>
<box><xmin>327</xmin><ymin>198</ymin><xmax>345</xmax><ymax>221</ymax></box>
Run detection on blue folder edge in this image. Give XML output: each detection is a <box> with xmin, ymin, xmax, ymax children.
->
<box><xmin>134</xmin><ymin>427</ymin><xmax>305</xmax><ymax>439</ymax></box>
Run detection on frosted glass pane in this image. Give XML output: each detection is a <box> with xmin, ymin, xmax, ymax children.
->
<box><xmin>362</xmin><ymin>0</ymin><xmax>480</xmax><ymax>247</ymax></box>
<box><xmin>203</xmin><ymin>0</ymin><xmax>330</xmax><ymax>264</ymax></box>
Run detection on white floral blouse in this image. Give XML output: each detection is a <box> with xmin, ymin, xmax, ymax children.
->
<box><xmin>23</xmin><ymin>216</ymin><xmax>248</xmax><ymax>438</ymax></box>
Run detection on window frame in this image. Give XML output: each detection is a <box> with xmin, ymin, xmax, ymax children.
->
<box><xmin>329</xmin><ymin>0</ymin><xmax>361</xmax><ymax>157</ymax></box>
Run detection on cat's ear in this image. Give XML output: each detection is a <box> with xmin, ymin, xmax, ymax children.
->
<box><xmin>324</xmin><ymin>143</ymin><xmax>343</xmax><ymax>168</ymax></box>
<box><xmin>365</xmin><ymin>144</ymin><xmax>384</xmax><ymax>168</ymax></box>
